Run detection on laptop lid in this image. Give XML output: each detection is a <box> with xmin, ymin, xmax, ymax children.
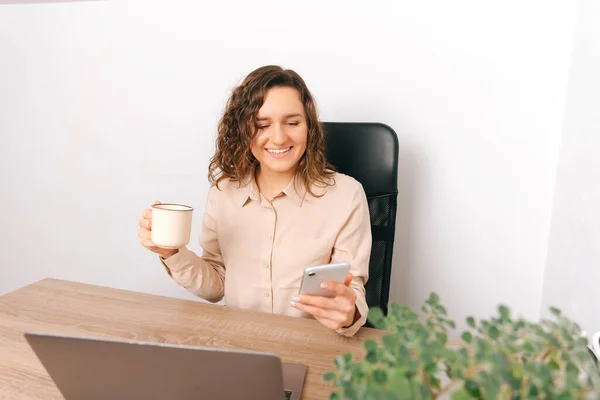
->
<box><xmin>25</xmin><ymin>331</ymin><xmax>303</xmax><ymax>400</ymax></box>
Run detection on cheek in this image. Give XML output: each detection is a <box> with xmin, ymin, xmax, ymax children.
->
<box><xmin>293</xmin><ymin>129</ymin><xmax>308</xmax><ymax>149</ymax></box>
<box><xmin>251</xmin><ymin>133</ymin><xmax>268</xmax><ymax>155</ymax></box>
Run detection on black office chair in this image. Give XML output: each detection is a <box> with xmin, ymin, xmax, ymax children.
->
<box><xmin>322</xmin><ymin>122</ymin><xmax>399</xmax><ymax>321</ymax></box>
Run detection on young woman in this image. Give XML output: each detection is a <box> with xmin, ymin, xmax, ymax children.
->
<box><xmin>138</xmin><ymin>66</ymin><xmax>371</xmax><ymax>336</ymax></box>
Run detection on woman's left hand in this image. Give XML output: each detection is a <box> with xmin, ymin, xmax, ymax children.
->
<box><xmin>290</xmin><ymin>273</ymin><xmax>359</xmax><ymax>331</ymax></box>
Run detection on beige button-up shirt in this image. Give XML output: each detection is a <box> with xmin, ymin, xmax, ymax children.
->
<box><xmin>161</xmin><ymin>172</ymin><xmax>371</xmax><ymax>336</ymax></box>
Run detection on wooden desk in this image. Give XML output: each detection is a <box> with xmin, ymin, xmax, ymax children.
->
<box><xmin>0</xmin><ymin>278</ymin><xmax>385</xmax><ymax>399</ymax></box>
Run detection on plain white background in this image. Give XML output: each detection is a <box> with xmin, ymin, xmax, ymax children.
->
<box><xmin>540</xmin><ymin>0</ymin><xmax>600</xmax><ymax>335</ymax></box>
<box><xmin>0</xmin><ymin>0</ymin><xmax>597</xmax><ymax>336</ymax></box>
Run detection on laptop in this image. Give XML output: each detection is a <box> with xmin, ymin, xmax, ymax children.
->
<box><xmin>25</xmin><ymin>332</ymin><xmax>307</xmax><ymax>400</ymax></box>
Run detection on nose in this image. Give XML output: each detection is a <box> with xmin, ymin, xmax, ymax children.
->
<box><xmin>271</xmin><ymin>123</ymin><xmax>287</xmax><ymax>145</ymax></box>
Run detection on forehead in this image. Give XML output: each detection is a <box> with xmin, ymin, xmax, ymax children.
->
<box><xmin>257</xmin><ymin>86</ymin><xmax>305</xmax><ymax>118</ymax></box>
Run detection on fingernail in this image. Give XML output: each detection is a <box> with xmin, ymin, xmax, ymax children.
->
<box><xmin>292</xmin><ymin>296</ymin><xmax>300</xmax><ymax>302</ymax></box>
<box><xmin>320</xmin><ymin>283</ymin><xmax>328</xmax><ymax>289</ymax></box>
<box><xmin>290</xmin><ymin>301</ymin><xmax>296</xmax><ymax>307</ymax></box>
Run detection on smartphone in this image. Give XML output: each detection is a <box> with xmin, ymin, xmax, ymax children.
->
<box><xmin>298</xmin><ymin>262</ymin><xmax>351</xmax><ymax>298</ymax></box>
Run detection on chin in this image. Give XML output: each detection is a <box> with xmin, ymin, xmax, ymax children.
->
<box><xmin>266</xmin><ymin>163</ymin><xmax>298</xmax><ymax>174</ymax></box>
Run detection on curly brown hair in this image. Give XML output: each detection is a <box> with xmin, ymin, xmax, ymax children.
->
<box><xmin>208</xmin><ymin>65</ymin><xmax>335</xmax><ymax>197</ymax></box>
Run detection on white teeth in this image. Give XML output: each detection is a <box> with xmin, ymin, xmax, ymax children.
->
<box><xmin>267</xmin><ymin>147</ymin><xmax>291</xmax><ymax>154</ymax></box>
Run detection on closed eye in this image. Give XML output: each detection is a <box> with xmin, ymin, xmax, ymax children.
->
<box><xmin>257</xmin><ymin>125</ymin><xmax>270</xmax><ymax>129</ymax></box>
<box><xmin>287</xmin><ymin>122</ymin><xmax>300</xmax><ymax>126</ymax></box>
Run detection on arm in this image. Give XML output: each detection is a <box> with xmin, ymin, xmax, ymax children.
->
<box><xmin>292</xmin><ymin>182</ymin><xmax>372</xmax><ymax>337</ymax></box>
<box><xmin>331</xmin><ymin>183</ymin><xmax>371</xmax><ymax>337</ymax></box>
<box><xmin>161</xmin><ymin>188</ymin><xmax>225</xmax><ymax>302</ymax></box>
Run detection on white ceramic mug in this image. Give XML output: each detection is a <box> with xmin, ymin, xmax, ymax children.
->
<box><xmin>151</xmin><ymin>203</ymin><xmax>194</xmax><ymax>249</ymax></box>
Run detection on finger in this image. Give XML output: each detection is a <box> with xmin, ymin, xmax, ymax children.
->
<box><xmin>294</xmin><ymin>294</ymin><xmax>336</xmax><ymax>309</ymax></box>
<box><xmin>314</xmin><ymin>316</ymin><xmax>347</xmax><ymax>331</ymax></box>
<box><xmin>138</xmin><ymin>218</ymin><xmax>151</xmax><ymax>230</ymax></box>
<box><xmin>141</xmin><ymin>238</ymin><xmax>158</xmax><ymax>248</ymax></box>
<box><xmin>138</xmin><ymin>229</ymin><xmax>151</xmax><ymax>240</ymax></box>
<box><xmin>142</xmin><ymin>209</ymin><xmax>152</xmax><ymax>219</ymax></box>
<box><xmin>292</xmin><ymin>301</ymin><xmax>346</xmax><ymax>322</ymax></box>
<box><xmin>320</xmin><ymin>280</ymin><xmax>353</xmax><ymax>297</ymax></box>
<box><xmin>294</xmin><ymin>294</ymin><xmax>355</xmax><ymax>316</ymax></box>
<box><xmin>344</xmin><ymin>272</ymin><xmax>352</xmax><ymax>287</ymax></box>
<box><xmin>154</xmin><ymin>200</ymin><xmax>161</xmax><ymax>205</ymax></box>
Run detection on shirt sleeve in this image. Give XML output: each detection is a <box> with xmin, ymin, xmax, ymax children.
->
<box><xmin>331</xmin><ymin>181</ymin><xmax>372</xmax><ymax>337</ymax></box>
<box><xmin>160</xmin><ymin>187</ymin><xmax>225</xmax><ymax>303</ymax></box>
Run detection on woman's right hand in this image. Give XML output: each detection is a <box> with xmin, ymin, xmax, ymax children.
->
<box><xmin>138</xmin><ymin>201</ymin><xmax>179</xmax><ymax>259</ymax></box>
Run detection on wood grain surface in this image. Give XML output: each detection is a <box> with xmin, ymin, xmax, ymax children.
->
<box><xmin>0</xmin><ymin>278</ymin><xmax>387</xmax><ymax>399</ymax></box>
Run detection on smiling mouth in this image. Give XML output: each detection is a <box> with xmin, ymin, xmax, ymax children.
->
<box><xmin>266</xmin><ymin>147</ymin><xmax>292</xmax><ymax>155</ymax></box>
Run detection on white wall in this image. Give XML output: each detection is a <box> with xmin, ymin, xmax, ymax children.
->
<box><xmin>0</xmin><ymin>1</ymin><xmax>579</xmax><ymax>332</ymax></box>
<box><xmin>540</xmin><ymin>0</ymin><xmax>600</xmax><ymax>337</ymax></box>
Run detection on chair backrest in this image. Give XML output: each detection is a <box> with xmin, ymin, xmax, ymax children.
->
<box><xmin>322</xmin><ymin>122</ymin><xmax>399</xmax><ymax>317</ymax></box>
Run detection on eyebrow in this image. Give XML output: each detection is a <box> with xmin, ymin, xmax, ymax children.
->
<box><xmin>256</xmin><ymin>113</ymin><xmax>303</xmax><ymax>121</ymax></box>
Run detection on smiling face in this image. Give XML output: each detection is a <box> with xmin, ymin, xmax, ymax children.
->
<box><xmin>209</xmin><ymin>66</ymin><xmax>333</xmax><ymax>197</ymax></box>
<box><xmin>250</xmin><ymin>86</ymin><xmax>308</xmax><ymax>180</ymax></box>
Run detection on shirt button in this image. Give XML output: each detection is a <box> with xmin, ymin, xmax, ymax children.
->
<box><xmin>264</xmin><ymin>263</ymin><xmax>269</xmax><ymax>269</ymax></box>
<box><xmin>264</xmin><ymin>292</ymin><xmax>270</xmax><ymax>297</ymax></box>
<box><xmin>268</xmin><ymin>234</ymin><xmax>272</xmax><ymax>240</ymax></box>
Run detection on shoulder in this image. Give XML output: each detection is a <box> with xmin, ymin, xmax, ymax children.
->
<box><xmin>207</xmin><ymin>177</ymin><xmax>250</xmax><ymax>205</ymax></box>
<box><xmin>328</xmin><ymin>172</ymin><xmax>366</xmax><ymax>199</ymax></box>
<box><xmin>210</xmin><ymin>176</ymin><xmax>249</xmax><ymax>193</ymax></box>
<box><xmin>308</xmin><ymin>172</ymin><xmax>366</xmax><ymax>204</ymax></box>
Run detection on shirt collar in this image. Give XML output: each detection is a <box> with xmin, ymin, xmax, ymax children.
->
<box><xmin>234</xmin><ymin>173</ymin><xmax>308</xmax><ymax>208</ymax></box>
<box><xmin>281</xmin><ymin>177</ymin><xmax>307</xmax><ymax>207</ymax></box>
<box><xmin>232</xmin><ymin>175</ymin><xmax>258</xmax><ymax>208</ymax></box>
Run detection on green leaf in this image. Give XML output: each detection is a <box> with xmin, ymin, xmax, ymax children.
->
<box><xmin>329</xmin><ymin>392</ymin><xmax>340</xmax><ymax>400</ymax></box>
<box><xmin>373</xmin><ymin>369</ymin><xmax>388</xmax><ymax>384</ymax></box>
<box><xmin>343</xmin><ymin>352</ymin><xmax>352</xmax><ymax>364</ymax></box>
<box><xmin>461</xmin><ymin>332</ymin><xmax>473</xmax><ymax>343</ymax></box>
<box><xmin>350</xmin><ymin>365</ymin><xmax>365</xmax><ymax>381</ymax></box>
<box><xmin>528</xmin><ymin>384</ymin><xmax>539</xmax><ymax>397</ymax></box>
<box><xmin>435</xmin><ymin>332</ymin><xmax>448</xmax><ymax>345</ymax></box>
<box><xmin>424</xmin><ymin>362</ymin><xmax>438</xmax><ymax>376</ymax></box>
<box><xmin>488</xmin><ymin>326</ymin><xmax>500</xmax><ymax>340</ymax></box>
<box><xmin>324</xmin><ymin>371</ymin><xmax>336</xmax><ymax>381</ymax></box>
<box><xmin>514</xmin><ymin>319</ymin><xmax>525</xmax><ymax>331</ymax></box>
<box><xmin>452</xmin><ymin>387</ymin><xmax>473</xmax><ymax>400</ymax></box>
<box><xmin>368</xmin><ymin>307</ymin><xmax>387</xmax><ymax>329</ymax></box>
<box><xmin>364</xmin><ymin>339</ymin><xmax>378</xmax><ymax>353</ymax></box>
<box><xmin>465</xmin><ymin>380</ymin><xmax>480</xmax><ymax>397</ymax></box>
<box><xmin>498</xmin><ymin>305</ymin><xmax>510</xmax><ymax>321</ymax></box>
<box><xmin>522</xmin><ymin>341</ymin><xmax>535</xmax><ymax>353</ymax></box>
<box><xmin>481</xmin><ymin>380</ymin><xmax>500</xmax><ymax>399</ymax></box>
<box><xmin>466</xmin><ymin>316</ymin><xmax>476</xmax><ymax>328</ymax></box>
<box><xmin>549</xmin><ymin>306</ymin><xmax>561</xmax><ymax>317</ymax></box>
<box><xmin>418</xmin><ymin>382</ymin><xmax>433</xmax><ymax>399</ymax></box>
<box><xmin>388</xmin><ymin>367</ymin><xmax>412</xmax><ymax>394</ymax></box>
<box><xmin>428</xmin><ymin>292</ymin><xmax>440</xmax><ymax>305</ymax></box>
<box><xmin>365</xmin><ymin>351</ymin><xmax>378</xmax><ymax>364</ymax></box>
<box><xmin>566</xmin><ymin>362</ymin><xmax>579</xmax><ymax>376</ymax></box>
<box><xmin>382</xmin><ymin>334</ymin><xmax>400</xmax><ymax>353</ymax></box>
<box><xmin>334</xmin><ymin>355</ymin><xmax>346</xmax><ymax>369</ymax></box>
<box><xmin>404</xmin><ymin>369</ymin><xmax>416</xmax><ymax>379</ymax></box>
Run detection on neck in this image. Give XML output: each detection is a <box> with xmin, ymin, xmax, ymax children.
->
<box><xmin>255</xmin><ymin>166</ymin><xmax>295</xmax><ymax>200</ymax></box>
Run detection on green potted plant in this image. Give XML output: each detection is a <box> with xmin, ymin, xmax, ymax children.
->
<box><xmin>325</xmin><ymin>293</ymin><xmax>600</xmax><ymax>399</ymax></box>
